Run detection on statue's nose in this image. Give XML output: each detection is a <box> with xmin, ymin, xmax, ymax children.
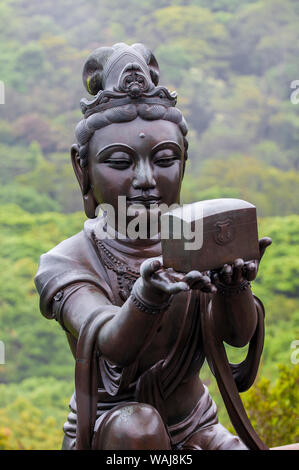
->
<box><xmin>132</xmin><ymin>160</ymin><xmax>156</xmax><ymax>190</ymax></box>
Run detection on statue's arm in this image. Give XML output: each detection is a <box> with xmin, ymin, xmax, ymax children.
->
<box><xmin>209</xmin><ymin>237</ymin><xmax>272</xmax><ymax>348</ymax></box>
<box><xmin>58</xmin><ymin>257</ymin><xmax>216</xmax><ymax>368</ymax></box>
<box><xmin>59</xmin><ymin>282</ymin><xmax>167</xmax><ymax>367</ymax></box>
<box><xmin>210</xmin><ymin>285</ymin><xmax>258</xmax><ymax>347</ymax></box>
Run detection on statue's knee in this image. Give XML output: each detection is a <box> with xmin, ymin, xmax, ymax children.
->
<box><xmin>93</xmin><ymin>403</ymin><xmax>170</xmax><ymax>450</ymax></box>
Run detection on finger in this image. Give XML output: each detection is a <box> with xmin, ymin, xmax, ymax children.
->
<box><xmin>191</xmin><ymin>274</ymin><xmax>217</xmax><ymax>293</ymax></box>
<box><xmin>220</xmin><ymin>264</ymin><xmax>232</xmax><ymax>284</ymax></box>
<box><xmin>183</xmin><ymin>269</ymin><xmax>217</xmax><ymax>293</ymax></box>
<box><xmin>202</xmin><ymin>275</ymin><xmax>217</xmax><ymax>293</ymax></box>
<box><xmin>164</xmin><ymin>268</ymin><xmax>186</xmax><ymax>283</ymax></box>
<box><xmin>150</xmin><ymin>275</ymin><xmax>189</xmax><ymax>295</ymax></box>
<box><xmin>183</xmin><ymin>270</ymin><xmax>204</xmax><ymax>288</ymax></box>
<box><xmin>210</xmin><ymin>270</ymin><xmax>219</xmax><ymax>284</ymax></box>
<box><xmin>151</xmin><ymin>268</ymin><xmax>186</xmax><ymax>288</ymax></box>
<box><xmin>232</xmin><ymin>258</ymin><xmax>244</xmax><ymax>283</ymax></box>
<box><xmin>140</xmin><ymin>257</ymin><xmax>162</xmax><ymax>281</ymax></box>
<box><xmin>166</xmin><ymin>281</ymin><xmax>190</xmax><ymax>295</ymax></box>
<box><xmin>189</xmin><ymin>274</ymin><xmax>208</xmax><ymax>290</ymax></box>
<box><xmin>186</xmin><ymin>271</ymin><xmax>219</xmax><ymax>294</ymax></box>
<box><xmin>243</xmin><ymin>261</ymin><xmax>257</xmax><ymax>281</ymax></box>
<box><xmin>201</xmin><ymin>281</ymin><xmax>217</xmax><ymax>294</ymax></box>
<box><xmin>259</xmin><ymin>237</ymin><xmax>272</xmax><ymax>260</ymax></box>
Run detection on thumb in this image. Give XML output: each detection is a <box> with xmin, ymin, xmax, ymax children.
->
<box><xmin>259</xmin><ymin>237</ymin><xmax>272</xmax><ymax>261</ymax></box>
<box><xmin>140</xmin><ymin>256</ymin><xmax>163</xmax><ymax>281</ymax></box>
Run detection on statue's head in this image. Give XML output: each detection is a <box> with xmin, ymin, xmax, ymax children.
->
<box><xmin>71</xmin><ymin>43</ymin><xmax>188</xmax><ymax>224</ymax></box>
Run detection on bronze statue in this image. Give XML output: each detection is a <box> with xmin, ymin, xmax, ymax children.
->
<box><xmin>35</xmin><ymin>43</ymin><xmax>272</xmax><ymax>450</ymax></box>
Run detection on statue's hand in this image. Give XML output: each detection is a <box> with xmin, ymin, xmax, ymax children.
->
<box><xmin>138</xmin><ymin>257</ymin><xmax>216</xmax><ymax>304</ymax></box>
<box><xmin>211</xmin><ymin>237</ymin><xmax>272</xmax><ymax>287</ymax></box>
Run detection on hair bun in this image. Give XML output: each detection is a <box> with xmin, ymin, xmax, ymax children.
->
<box><xmin>82</xmin><ymin>47</ymin><xmax>114</xmax><ymax>95</ymax></box>
<box><xmin>82</xmin><ymin>43</ymin><xmax>160</xmax><ymax>96</ymax></box>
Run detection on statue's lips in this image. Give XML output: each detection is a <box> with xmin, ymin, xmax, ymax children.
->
<box><xmin>127</xmin><ymin>196</ymin><xmax>161</xmax><ymax>207</ymax></box>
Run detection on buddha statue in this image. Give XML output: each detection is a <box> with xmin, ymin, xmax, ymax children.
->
<box><xmin>35</xmin><ymin>43</ymin><xmax>272</xmax><ymax>450</ymax></box>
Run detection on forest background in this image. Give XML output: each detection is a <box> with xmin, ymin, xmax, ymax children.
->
<box><xmin>0</xmin><ymin>0</ymin><xmax>298</xmax><ymax>450</ymax></box>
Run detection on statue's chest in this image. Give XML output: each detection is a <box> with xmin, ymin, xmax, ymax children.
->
<box><xmin>94</xmin><ymin>238</ymin><xmax>146</xmax><ymax>303</ymax></box>
<box><xmin>94</xmin><ymin>240</ymin><xmax>196</xmax><ymax>371</ymax></box>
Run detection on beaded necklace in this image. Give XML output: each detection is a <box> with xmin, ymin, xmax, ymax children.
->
<box><xmin>92</xmin><ymin>232</ymin><xmax>141</xmax><ymax>301</ymax></box>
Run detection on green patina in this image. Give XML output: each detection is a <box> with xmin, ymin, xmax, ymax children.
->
<box><xmin>87</xmin><ymin>76</ymin><xmax>92</xmax><ymax>94</ymax></box>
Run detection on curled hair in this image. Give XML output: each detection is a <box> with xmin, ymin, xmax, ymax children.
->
<box><xmin>75</xmin><ymin>104</ymin><xmax>188</xmax><ymax>169</ymax></box>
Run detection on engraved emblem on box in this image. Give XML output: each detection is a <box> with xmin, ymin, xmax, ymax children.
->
<box><xmin>214</xmin><ymin>218</ymin><xmax>235</xmax><ymax>246</ymax></box>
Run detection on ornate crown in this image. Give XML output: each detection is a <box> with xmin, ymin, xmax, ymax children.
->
<box><xmin>80</xmin><ymin>43</ymin><xmax>177</xmax><ymax>118</ymax></box>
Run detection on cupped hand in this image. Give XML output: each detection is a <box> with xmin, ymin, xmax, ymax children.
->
<box><xmin>140</xmin><ymin>256</ymin><xmax>217</xmax><ymax>298</ymax></box>
<box><xmin>210</xmin><ymin>237</ymin><xmax>272</xmax><ymax>286</ymax></box>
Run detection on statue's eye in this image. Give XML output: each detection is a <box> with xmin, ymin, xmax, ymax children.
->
<box><xmin>105</xmin><ymin>151</ymin><xmax>132</xmax><ymax>169</ymax></box>
<box><xmin>155</xmin><ymin>158</ymin><xmax>176</xmax><ymax>167</ymax></box>
<box><xmin>153</xmin><ymin>149</ymin><xmax>180</xmax><ymax>167</ymax></box>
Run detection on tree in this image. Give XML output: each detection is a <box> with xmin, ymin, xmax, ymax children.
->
<box><xmin>241</xmin><ymin>364</ymin><xmax>299</xmax><ymax>447</ymax></box>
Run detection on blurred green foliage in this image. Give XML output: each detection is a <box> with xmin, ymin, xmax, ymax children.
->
<box><xmin>0</xmin><ymin>0</ymin><xmax>298</xmax><ymax>450</ymax></box>
<box><xmin>0</xmin><ymin>377</ymin><xmax>74</xmax><ymax>449</ymax></box>
<box><xmin>201</xmin><ymin>363</ymin><xmax>299</xmax><ymax>448</ymax></box>
<box><xmin>0</xmin><ymin>206</ymin><xmax>297</xmax><ymax>448</ymax></box>
<box><xmin>0</xmin><ymin>0</ymin><xmax>298</xmax><ymax>216</ymax></box>
<box><xmin>241</xmin><ymin>364</ymin><xmax>299</xmax><ymax>447</ymax></box>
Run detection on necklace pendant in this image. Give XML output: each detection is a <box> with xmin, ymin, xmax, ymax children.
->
<box><xmin>119</xmin><ymin>288</ymin><xmax>130</xmax><ymax>301</ymax></box>
<box><xmin>116</xmin><ymin>266</ymin><xmax>126</xmax><ymax>275</ymax></box>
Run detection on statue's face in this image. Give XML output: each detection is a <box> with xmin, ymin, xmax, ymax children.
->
<box><xmin>87</xmin><ymin>116</ymin><xmax>185</xmax><ymax>229</ymax></box>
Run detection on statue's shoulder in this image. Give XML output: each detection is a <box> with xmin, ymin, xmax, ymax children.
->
<box><xmin>44</xmin><ymin>229</ymin><xmax>86</xmax><ymax>259</ymax></box>
<box><xmin>35</xmin><ymin>218</ymin><xmax>113</xmax><ymax>318</ymax></box>
<box><xmin>39</xmin><ymin>217</ymin><xmax>99</xmax><ymax>263</ymax></box>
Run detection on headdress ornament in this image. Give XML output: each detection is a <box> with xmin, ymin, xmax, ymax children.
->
<box><xmin>80</xmin><ymin>43</ymin><xmax>177</xmax><ymax>118</ymax></box>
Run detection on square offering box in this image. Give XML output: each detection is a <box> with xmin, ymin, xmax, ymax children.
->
<box><xmin>161</xmin><ymin>199</ymin><xmax>260</xmax><ymax>273</ymax></box>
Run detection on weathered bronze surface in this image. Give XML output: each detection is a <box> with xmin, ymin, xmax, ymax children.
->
<box><xmin>34</xmin><ymin>43</ymin><xmax>274</xmax><ymax>450</ymax></box>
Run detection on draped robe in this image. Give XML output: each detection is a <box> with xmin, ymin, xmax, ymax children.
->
<box><xmin>35</xmin><ymin>216</ymin><xmax>259</xmax><ymax>450</ymax></box>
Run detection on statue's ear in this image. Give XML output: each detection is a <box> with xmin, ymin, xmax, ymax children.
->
<box><xmin>71</xmin><ymin>143</ymin><xmax>88</xmax><ymax>194</ymax></box>
<box><xmin>182</xmin><ymin>152</ymin><xmax>187</xmax><ymax>179</ymax></box>
<box><xmin>71</xmin><ymin>144</ymin><xmax>98</xmax><ymax>219</ymax></box>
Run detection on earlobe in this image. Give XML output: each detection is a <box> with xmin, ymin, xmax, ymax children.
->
<box><xmin>70</xmin><ymin>143</ymin><xmax>98</xmax><ymax>219</ymax></box>
<box><xmin>83</xmin><ymin>189</ymin><xmax>98</xmax><ymax>219</ymax></box>
<box><xmin>181</xmin><ymin>153</ymin><xmax>187</xmax><ymax>179</ymax></box>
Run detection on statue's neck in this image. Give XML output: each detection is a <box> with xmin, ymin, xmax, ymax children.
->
<box><xmin>105</xmin><ymin>219</ymin><xmax>160</xmax><ymax>245</ymax></box>
<box><xmin>87</xmin><ymin>214</ymin><xmax>161</xmax><ymax>258</ymax></box>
